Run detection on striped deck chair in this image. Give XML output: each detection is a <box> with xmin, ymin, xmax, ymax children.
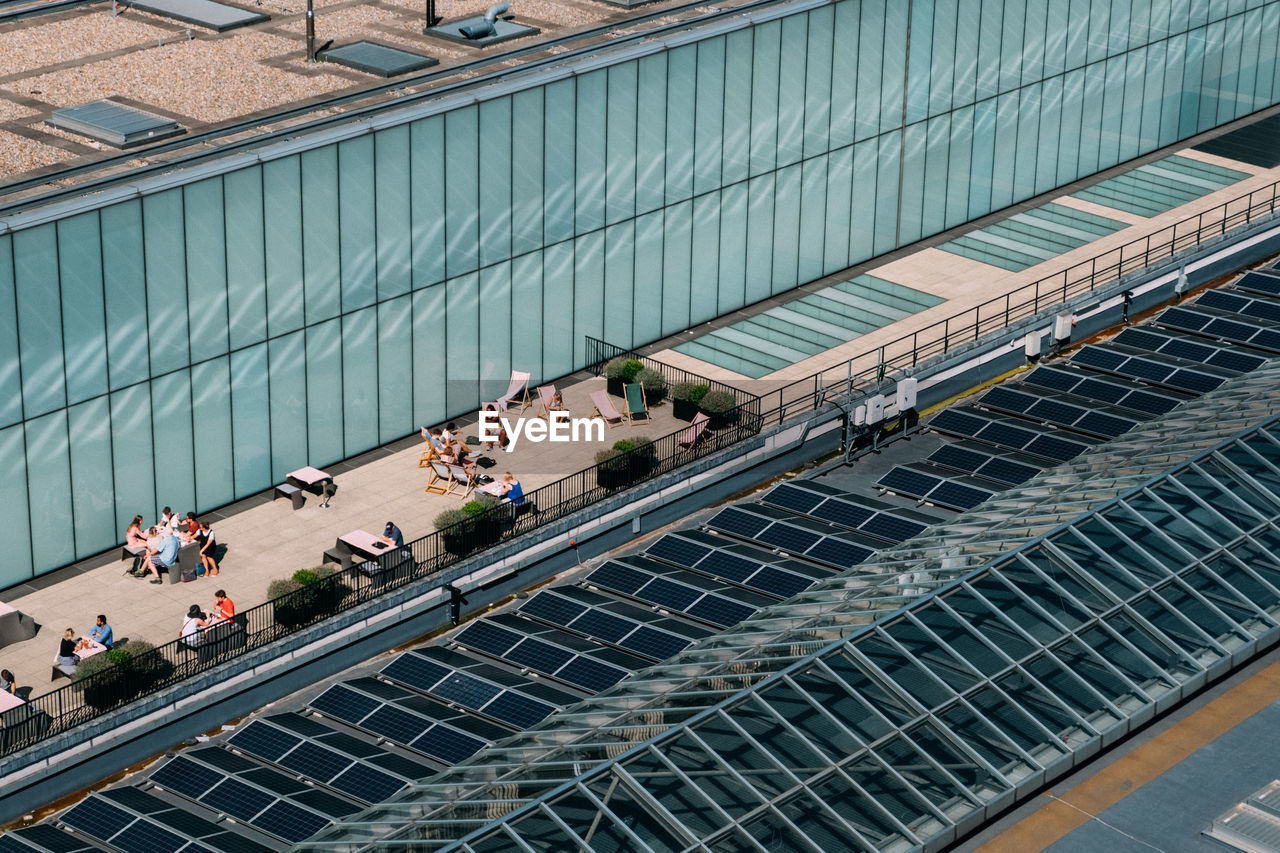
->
<box><xmin>447</xmin><ymin>462</ymin><xmax>477</xmax><ymax>498</ymax></box>
<box><xmin>590</xmin><ymin>390</ymin><xmax>625</xmax><ymax>429</ymax></box>
<box><xmin>535</xmin><ymin>384</ymin><xmax>563</xmax><ymax>420</ymax></box>
<box><xmin>622</xmin><ymin>383</ymin><xmax>649</xmax><ymax>426</ymax></box>
<box><xmin>678</xmin><ymin>411</ymin><xmax>711</xmax><ymax>452</ymax></box>
<box><xmin>483</xmin><ymin>370</ymin><xmax>532</xmax><ymax>413</ymax></box>
<box><xmin>418</xmin><ymin>427</ymin><xmax>445</xmax><ymax>468</ymax></box>
<box><xmin>426</xmin><ymin>460</ymin><xmax>454</xmax><ymax>495</ymax></box>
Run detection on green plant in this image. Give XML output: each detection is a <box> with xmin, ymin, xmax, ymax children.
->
<box><xmin>434</xmin><ymin>508</ymin><xmax>470</xmax><ymax>530</ymax></box>
<box><xmin>688</xmin><ymin>384</ymin><xmax>711</xmax><ymax>404</ymax></box>
<box><xmin>75</xmin><ymin>638</ymin><xmax>170</xmax><ymax>710</ymax></box>
<box><xmin>604</xmin><ymin>357</ymin><xmax>629</xmax><ymax>379</ymax></box>
<box><xmin>612</xmin><ymin>439</ymin><xmax>636</xmax><ymax>453</ymax></box>
<box><xmin>267</xmin><ymin>577</ymin><xmax>302</xmax><ymax>599</ymax></box>
<box><xmin>698</xmin><ymin>389</ymin><xmax>737</xmax><ymax>414</ymax></box>
<box><xmin>463</xmin><ymin>495</ymin><xmax>499</xmax><ymax>517</ymax></box>
<box><xmin>670</xmin><ymin>382</ymin><xmax>694</xmax><ymax>401</ymax></box>
<box><xmin>104</xmin><ymin>646</ymin><xmax>133</xmax><ymax>668</ymax></box>
<box><xmin>636</xmin><ymin>367</ymin><xmax>667</xmax><ymax>394</ymax></box>
<box><xmin>292</xmin><ymin>568</ymin><xmax>321</xmax><ymax>586</ymax></box>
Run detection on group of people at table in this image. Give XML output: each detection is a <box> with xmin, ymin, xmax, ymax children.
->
<box><xmin>125</xmin><ymin>507</ymin><xmax>218</xmax><ymax>583</ymax></box>
<box><xmin>424</xmin><ymin>424</ymin><xmax>525</xmax><ymax>504</ymax></box>
<box><xmin>47</xmin><ymin>588</ymin><xmax>237</xmax><ymax>683</ymax></box>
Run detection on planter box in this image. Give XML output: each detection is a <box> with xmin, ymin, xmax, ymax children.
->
<box><xmin>672</xmin><ymin>398</ymin><xmax>698</xmax><ymax>421</ymax></box>
<box><xmin>607</xmin><ymin>376</ymin><xmax>626</xmax><ymax>398</ymax></box>
<box><xmin>442</xmin><ymin>518</ymin><xmax>501</xmax><ymax>556</ymax></box>
<box><xmin>596</xmin><ymin>456</ymin><xmax>655</xmax><ymax>490</ymax></box>
<box><xmin>703</xmin><ymin>408</ymin><xmax>739</xmax><ymax>430</ymax></box>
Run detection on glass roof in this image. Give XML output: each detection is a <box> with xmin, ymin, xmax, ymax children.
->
<box><xmin>298</xmin><ymin>362</ymin><xmax>1280</xmax><ymax>853</ymax></box>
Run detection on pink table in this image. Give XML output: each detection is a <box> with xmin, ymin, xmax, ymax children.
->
<box><xmin>339</xmin><ymin>530</ymin><xmax>392</xmax><ymax>560</ymax></box>
<box><xmin>0</xmin><ymin>690</ymin><xmax>24</xmax><ymax>712</ymax></box>
<box><xmin>477</xmin><ymin>481</ymin><xmax>507</xmax><ymax>497</ymax></box>
<box><xmin>287</xmin><ymin>466</ymin><xmax>333</xmax><ymax>488</ymax></box>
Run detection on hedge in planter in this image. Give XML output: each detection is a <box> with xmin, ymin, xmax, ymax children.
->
<box><xmin>670</xmin><ymin>383</ymin><xmax>710</xmax><ymax>421</ymax></box>
<box><xmin>635</xmin><ymin>367</ymin><xmax>668</xmax><ymax>405</ymax></box>
<box><xmin>75</xmin><ymin>639</ymin><xmax>173</xmax><ymax>711</ymax></box>
<box><xmin>270</xmin><ymin>565</ymin><xmax>347</xmax><ymax>628</ymax></box>
<box><xmin>434</xmin><ymin>496</ymin><xmax>502</xmax><ymax>556</ymax></box>
<box><xmin>595</xmin><ymin>437</ymin><xmax>656</xmax><ymax>489</ymax></box>
<box><xmin>605</xmin><ymin>357</ymin><xmax>644</xmax><ymax>397</ymax></box>
<box><xmin>698</xmin><ymin>389</ymin><xmax>739</xmax><ymax>429</ymax></box>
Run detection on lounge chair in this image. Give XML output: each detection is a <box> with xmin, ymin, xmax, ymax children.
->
<box><xmin>622</xmin><ymin>383</ymin><xmax>649</xmax><ymax>426</ymax></box>
<box><xmin>590</xmin><ymin>390</ymin><xmax>624</xmax><ymax>429</ymax></box>
<box><xmin>483</xmin><ymin>370</ymin><xmax>532</xmax><ymax>413</ymax></box>
<box><xmin>535</xmin><ymin>384</ymin><xmax>562</xmax><ymax>420</ymax></box>
<box><xmin>679</xmin><ymin>411</ymin><xmax>711</xmax><ymax>451</ymax></box>
<box><xmin>447</xmin><ymin>462</ymin><xmax>477</xmax><ymax>498</ymax></box>
<box><xmin>426</xmin><ymin>460</ymin><xmax>454</xmax><ymax>495</ymax></box>
<box><xmin>418</xmin><ymin>427</ymin><xmax>443</xmax><ymax>468</ymax></box>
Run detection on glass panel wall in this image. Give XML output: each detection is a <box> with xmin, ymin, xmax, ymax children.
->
<box><xmin>2</xmin><ymin>0</ymin><xmax>1278</xmax><ymax>582</ymax></box>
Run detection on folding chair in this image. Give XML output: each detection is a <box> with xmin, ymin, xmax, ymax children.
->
<box><xmin>483</xmin><ymin>370</ymin><xmax>532</xmax><ymax>413</ymax></box>
<box><xmin>426</xmin><ymin>460</ymin><xmax>455</xmax><ymax>495</ymax></box>
<box><xmin>447</xmin><ymin>462</ymin><xmax>477</xmax><ymax>498</ymax></box>
<box><xmin>535</xmin><ymin>384</ymin><xmax>562</xmax><ymax>420</ymax></box>
<box><xmin>622</xmin><ymin>383</ymin><xmax>650</xmax><ymax>426</ymax></box>
<box><xmin>590</xmin><ymin>390</ymin><xmax>625</xmax><ymax>429</ymax></box>
<box><xmin>679</xmin><ymin>411</ymin><xmax>711</xmax><ymax>452</ymax></box>
<box><xmin>418</xmin><ymin>427</ymin><xmax>443</xmax><ymax>468</ymax></box>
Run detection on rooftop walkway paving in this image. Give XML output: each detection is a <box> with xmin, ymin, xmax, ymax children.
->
<box><xmin>0</xmin><ymin>375</ymin><xmax>690</xmax><ymax>704</ymax></box>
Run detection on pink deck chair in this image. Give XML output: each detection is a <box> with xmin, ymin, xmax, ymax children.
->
<box><xmin>426</xmin><ymin>460</ymin><xmax>454</xmax><ymax>494</ymax></box>
<box><xmin>535</xmin><ymin>384</ymin><xmax>564</xmax><ymax>419</ymax></box>
<box><xmin>483</xmin><ymin>370</ymin><xmax>532</xmax><ymax>413</ymax></box>
<box><xmin>679</xmin><ymin>411</ymin><xmax>711</xmax><ymax>451</ymax></box>
<box><xmin>447</xmin><ymin>462</ymin><xmax>477</xmax><ymax>497</ymax></box>
<box><xmin>590</xmin><ymin>390</ymin><xmax>624</xmax><ymax>429</ymax></box>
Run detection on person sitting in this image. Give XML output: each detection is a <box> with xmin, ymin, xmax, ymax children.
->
<box><xmin>0</xmin><ymin>669</ymin><xmax>15</xmax><ymax>695</ymax></box>
<box><xmin>87</xmin><ymin>614</ymin><xmax>113</xmax><ymax>649</ymax></box>
<box><xmin>137</xmin><ymin>530</ymin><xmax>180</xmax><ymax>584</ymax></box>
<box><xmin>55</xmin><ymin>628</ymin><xmax>82</xmax><ymax>675</ymax></box>
<box><xmin>381</xmin><ymin>522</ymin><xmax>404</xmax><ymax>549</ymax></box>
<box><xmin>212</xmin><ymin>590</ymin><xmax>235</xmax><ymax>623</ymax></box>
<box><xmin>550</xmin><ymin>389</ymin><xmax>565</xmax><ymax>411</ymax></box>
<box><xmin>498</xmin><ymin>472</ymin><xmax>525</xmax><ymax>506</ymax></box>
<box><xmin>184</xmin><ymin>512</ymin><xmax>200</xmax><ymax>536</ymax></box>
<box><xmin>124</xmin><ymin>515</ymin><xmax>150</xmax><ymax>574</ymax></box>
<box><xmin>180</xmin><ymin>605</ymin><xmax>210</xmax><ymax>647</ymax></box>
<box><xmin>442</xmin><ymin>422</ymin><xmax>476</xmax><ymax>457</ymax></box>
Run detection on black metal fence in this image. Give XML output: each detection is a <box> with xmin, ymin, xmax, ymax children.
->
<box><xmin>0</xmin><ymin>358</ymin><xmax>762</xmax><ymax>759</ymax></box>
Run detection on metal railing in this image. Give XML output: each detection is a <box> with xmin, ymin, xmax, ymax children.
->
<box><xmin>749</xmin><ymin>177</ymin><xmax>1280</xmax><ymax>428</ymax></box>
<box><xmin>0</xmin><ymin>359</ymin><xmax>762</xmax><ymax>759</ymax></box>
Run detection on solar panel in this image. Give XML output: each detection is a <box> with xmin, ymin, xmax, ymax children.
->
<box><xmin>876</xmin><ymin>463</ymin><xmax>998</xmax><ymax>510</ymax></box>
<box><xmin>930</xmin><ymin>407</ymin><xmax>1096</xmax><ymax>463</ymax></box>
<box><xmin>1071</xmin><ymin>344</ymin><xmax>1225</xmax><ymax>394</ymax></box>
<box><xmin>979</xmin><ymin>386</ymin><xmax>1141</xmax><ymax>438</ymax></box>
<box><xmin>1157</xmin><ymin>305</ymin><xmax>1280</xmax><ymax>353</ymax></box>
<box><xmin>763</xmin><ymin>481</ymin><xmax>940</xmax><ymax>545</ymax></box>
<box><xmin>61</xmin><ymin>799</ymin><xmax>134</xmax><ymax>843</ymax></box>
<box><xmin>518</xmin><ymin>588</ymin><xmax>708</xmax><ymax>661</ymax></box>
<box><xmin>4</xmin><ymin>827</ymin><xmax>103</xmax><ymax>853</ymax></box>
<box><xmin>1199</xmin><ymin>288</ymin><xmax>1280</xmax><ymax>323</ymax></box>
<box><xmin>927</xmin><ymin>441</ymin><xmax>1043</xmax><ymax>486</ymax></box>
<box><xmin>453</xmin><ymin>617</ymin><xmax>629</xmax><ymax>694</ymax></box>
<box><xmin>485</xmin><ymin>613</ymin><xmax>650</xmax><ymax>670</ymax></box>
<box><xmin>1110</xmin><ymin>327</ymin><xmax>1267</xmax><ymax>373</ymax></box>
<box><xmin>229</xmin><ymin>721</ymin><xmax>409</xmax><ymax>804</ymax></box>
<box><xmin>706</xmin><ymin>503</ymin><xmax>886</xmax><ymax>569</ymax></box>
<box><xmin>110</xmin><ymin>820</ymin><xmax>188</xmax><ymax>853</ymax></box>
<box><xmin>585</xmin><ymin>557</ymin><xmax>771</xmax><ymax>629</ymax></box>
<box><xmin>1021</xmin><ymin>365</ymin><xmax>1187</xmax><ymax>416</ymax></box>
<box><xmin>1234</xmin><ymin>271</ymin><xmax>1280</xmax><ymax>299</ymax></box>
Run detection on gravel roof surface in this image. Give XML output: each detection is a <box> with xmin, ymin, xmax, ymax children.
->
<box><xmin>0</xmin><ymin>0</ymin><xmax>701</xmax><ymax>195</ymax></box>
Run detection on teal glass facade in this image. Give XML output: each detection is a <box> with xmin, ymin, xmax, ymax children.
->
<box><xmin>1</xmin><ymin>0</ymin><xmax>1278</xmax><ymax>584</ymax></box>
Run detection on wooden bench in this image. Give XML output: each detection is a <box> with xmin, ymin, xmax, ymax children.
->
<box><xmin>274</xmin><ymin>482</ymin><xmax>305</xmax><ymax>510</ymax></box>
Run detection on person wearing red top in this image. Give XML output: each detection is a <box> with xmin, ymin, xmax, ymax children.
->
<box><xmin>213</xmin><ymin>590</ymin><xmax>234</xmax><ymax>622</ymax></box>
<box><xmin>185</xmin><ymin>512</ymin><xmax>199</xmax><ymax>536</ymax></box>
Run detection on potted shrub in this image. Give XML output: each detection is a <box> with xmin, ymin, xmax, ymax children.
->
<box><xmin>605</xmin><ymin>357</ymin><xmax>643</xmax><ymax>397</ymax></box>
<box><xmin>595</xmin><ymin>437</ymin><xmax>656</xmax><ymax>489</ymax></box>
<box><xmin>434</xmin><ymin>496</ymin><xmax>501</xmax><ymax>556</ymax></box>
<box><xmin>699</xmin><ymin>389</ymin><xmax>739</xmax><ymax>430</ymax></box>
<box><xmin>271</xmin><ymin>566</ymin><xmax>344</xmax><ymax>627</ymax></box>
<box><xmin>75</xmin><ymin>639</ymin><xmax>172</xmax><ymax>710</ymax></box>
<box><xmin>670</xmin><ymin>383</ymin><xmax>709</xmax><ymax>421</ymax></box>
<box><xmin>635</xmin><ymin>367</ymin><xmax>668</xmax><ymax>405</ymax></box>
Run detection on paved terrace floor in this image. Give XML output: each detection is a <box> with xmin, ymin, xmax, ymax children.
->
<box><xmin>0</xmin><ymin>373</ymin><xmax>691</xmax><ymax>703</ymax></box>
<box><xmin>4</xmin><ymin>105</ymin><xmax>1280</xmax><ymax>714</ymax></box>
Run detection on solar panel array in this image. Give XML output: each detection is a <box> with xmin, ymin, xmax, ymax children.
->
<box><xmin>760</xmin><ymin>480</ymin><xmax>941</xmax><ymax>543</ymax></box>
<box><xmin>0</xmin><ymin>826</ymin><xmax>106</xmax><ymax>853</ymax></box>
<box><xmin>149</xmin><ymin>748</ymin><xmax>358</xmax><ymax>842</ymax></box>
<box><xmin>381</xmin><ymin>646</ymin><xmax>578</xmax><ymax>730</ymax></box>
<box><xmin>875</xmin><ymin>462</ymin><xmax>1000</xmax><ymax>510</ymax></box>
<box><xmin>931</xmin><ymin>406</ymin><xmax>1098</xmax><ymax>463</ymax></box>
<box><xmin>977</xmin><ymin>385</ymin><xmax>1142</xmax><ymax>438</ymax></box>
<box><xmin>644</xmin><ymin>529</ymin><xmax>832</xmax><ymax>600</ymax></box>
<box><xmin>926</xmin><ymin>440</ymin><xmax>1044</xmax><ymax>486</ymax></box>
<box><xmin>519</xmin><ymin>586</ymin><xmax>713</xmax><ymax>661</ymax></box>
<box><xmin>1112</xmin><ymin>326</ymin><xmax>1268</xmax><ymax>373</ymax></box>
<box><xmin>1157</xmin><ymin>305</ymin><xmax>1280</xmax><ymax>353</ymax></box>
<box><xmin>452</xmin><ymin>617</ymin><xmax>635</xmax><ymax>693</ymax></box>
<box><xmin>58</xmin><ymin>788</ymin><xmax>270</xmax><ymax>853</ymax></box>
<box><xmin>585</xmin><ymin>556</ymin><xmax>773</xmax><ymax>629</ymax></box>
<box><xmin>707</xmin><ymin>503</ymin><xmax>883</xmax><ymax>569</ymax></box>
<box><xmin>1234</xmin><ymin>271</ymin><xmax>1280</xmax><ymax>299</ymax></box>
<box><xmin>1021</xmin><ymin>365</ymin><xmax>1187</xmax><ymax>416</ymax></box>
